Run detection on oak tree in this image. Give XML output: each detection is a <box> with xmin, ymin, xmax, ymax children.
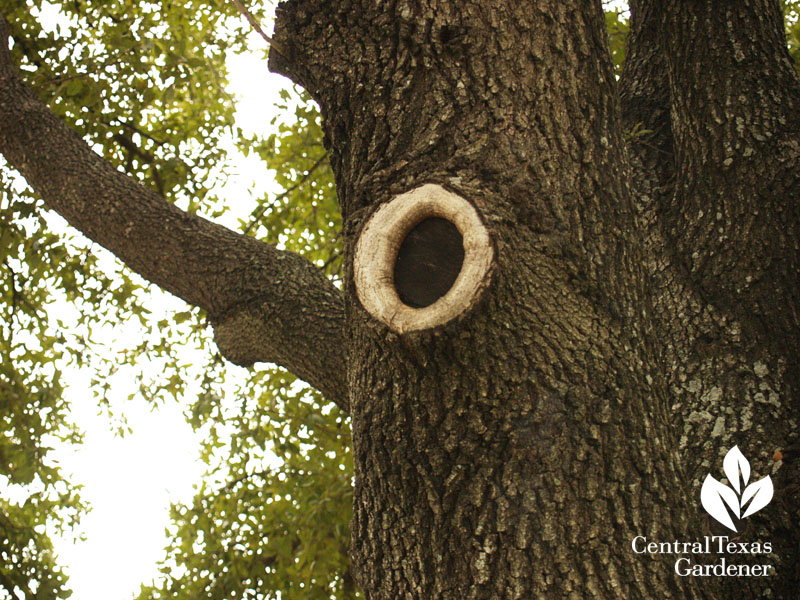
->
<box><xmin>1</xmin><ymin>1</ymin><xmax>799</xmax><ymax>598</ymax></box>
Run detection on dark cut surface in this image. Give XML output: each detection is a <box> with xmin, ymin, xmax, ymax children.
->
<box><xmin>392</xmin><ymin>217</ymin><xmax>465</xmax><ymax>308</ymax></box>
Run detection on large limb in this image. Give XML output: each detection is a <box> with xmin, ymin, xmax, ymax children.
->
<box><xmin>623</xmin><ymin>2</ymin><xmax>800</xmax><ymax>595</ymax></box>
<box><xmin>663</xmin><ymin>0</ymin><xmax>800</xmax><ymax>342</ymax></box>
<box><xmin>622</xmin><ymin>0</ymin><xmax>800</xmax><ymax>465</ymax></box>
<box><xmin>0</xmin><ymin>16</ymin><xmax>347</xmax><ymax>409</ymax></box>
<box><xmin>618</xmin><ymin>1</ymin><xmax>674</xmax><ymax>205</ymax></box>
<box><xmin>661</xmin><ymin>7</ymin><xmax>800</xmax><ymax>591</ymax></box>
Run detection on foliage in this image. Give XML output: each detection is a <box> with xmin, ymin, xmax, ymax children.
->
<box><xmin>240</xmin><ymin>88</ymin><xmax>342</xmax><ymax>279</ymax></box>
<box><xmin>604</xmin><ymin>4</ymin><xmax>628</xmax><ymax>76</ymax></box>
<box><xmin>2</xmin><ymin>1</ymin><xmax>798</xmax><ymax>599</ymax></box>
<box><xmin>0</xmin><ymin>0</ymin><xmax>266</xmax><ymax>596</ymax></box>
<box><xmin>138</xmin><ymin>376</ymin><xmax>354</xmax><ymax>600</ymax></box>
<box><xmin>786</xmin><ymin>0</ymin><xmax>800</xmax><ymax>66</ymax></box>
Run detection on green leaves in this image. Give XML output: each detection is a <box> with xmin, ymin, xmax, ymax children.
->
<box><xmin>604</xmin><ymin>6</ymin><xmax>628</xmax><ymax>76</ymax></box>
<box><xmin>139</xmin><ymin>374</ymin><xmax>357</xmax><ymax>600</ymax></box>
<box><xmin>0</xmin><ymin>1</ymin><xmax>260</xmax><ymax>597</ymax></box>
<box><xmin>241</xmin><ymin>86</ymin><xmax>342</xmax><ymax>280</ymax></box>
<box><xmin>0</xmin><ymin>496</ymin><xmax>79</xmax><ymax>600</ymax></box>
<box><xmin>786</xmin><ymin>0</ymin><xmax>800</xmax><ymax>68</ymax></box>
<box><xmin>1</xmin><ymin>0</ymin><xmax>247</xmax><ymax>201</ymax></box>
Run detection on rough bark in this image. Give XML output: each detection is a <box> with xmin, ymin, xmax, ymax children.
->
<box><xmin>0</xmin><ymin>16</ymin><xmax>348</xmax><ymax>409</ymax></box>
<box><xmin>271</xmin><ymin>0</ymin><xmax>718</xmax><ymax>597</ymax></box>
<box><xmin>620</xmin><ymin>2</ymin><xmax>800</xmax><ymax>595</ymax></box>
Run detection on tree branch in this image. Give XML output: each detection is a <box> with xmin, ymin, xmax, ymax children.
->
<box><xmin>658</xmin><ymin>0</ymin><xmax>800</xmax><ymax>348</ymax></box>
<box><xmin>619</xmin><ymin>1</ymin><xmax>675</xmax><ymax>207</ymax></box>
<box><xmin>619</xmin><ymin>14</ymin><xmax>800</xmax><ymax>581</ymax></box>
<box><xmin>230</xmin><ymin>0</ymin><xmax>288</xmax><ymax>57</ymax></box>
<box><xmin>0</xmin><ymin>15</ymin><xmax>348</xmax><ymax>409</ymax></box>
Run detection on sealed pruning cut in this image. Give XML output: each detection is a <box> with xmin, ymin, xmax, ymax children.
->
<box><xmin>354</xmin><ymin>184</ymin><xmax>493</xmax><ymax>333</ymax></box>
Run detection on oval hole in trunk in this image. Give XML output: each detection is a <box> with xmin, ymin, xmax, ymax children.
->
<box><xmin>393</xmin><ymin>217</ymin><xmax>465</xmax><ymax>308</ymax></box>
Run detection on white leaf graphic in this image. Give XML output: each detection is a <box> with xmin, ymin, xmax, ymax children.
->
<box><xmin>723</xmin><ymin>445</ymin><xmax>750</xmax><ymax>493</ymax></box>
<box><xmin>741</xmin><ymin>476</ymin><xmax>773</xmax><ymax>519</ymax></box>
<box><xmin>701</xmin><ymin>474</ymin><xmax>739</xmax><ymax>531</ymax></box>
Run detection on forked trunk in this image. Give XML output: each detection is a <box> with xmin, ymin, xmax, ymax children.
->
<box><xmin>268</xmin><ymin>1</ymin><xmax>765</xmax><ymax>597</ymax></box>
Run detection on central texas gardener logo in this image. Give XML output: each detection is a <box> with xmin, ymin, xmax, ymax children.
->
<box><xmin>701</xmin><ymin>446</ymin><xmax>773</xmax><ymax>532</ymax></box>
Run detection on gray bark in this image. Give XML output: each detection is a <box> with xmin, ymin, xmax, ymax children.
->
<box><xmin>621</xmin><ymin>2</ymin><xmax>800</xmax><ymax>595</ymax></box>
<box><xmin>268</xmin><ymin>0</ymin><xmax>722</xmax><ymax>597</ymax></box>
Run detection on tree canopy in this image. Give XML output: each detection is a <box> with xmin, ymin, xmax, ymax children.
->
<box><xmin>1</xmin><ymin>0</ymin><xmax>799</xmax><ymax>598</ymax></box>
<box><xmin>0</xmin><ymin>0</ymin><xmax>349</xmax><ymax>597</ymax></box>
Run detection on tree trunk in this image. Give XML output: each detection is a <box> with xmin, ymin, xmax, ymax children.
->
<box><xmin>269</xmin><ymin>0</ymin><xmax>799</xmax><ymax>597</ymax></box>
<box><xmin>266</xmin><ymin>1</ymin><xmax>797</xmax><ymax>597</ymax></box>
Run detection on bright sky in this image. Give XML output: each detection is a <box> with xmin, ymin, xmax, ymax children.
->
<box><xmin>43</xmin><ymin>29</ymin><xmax>289</xmax><ymax>600</ymax></box>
